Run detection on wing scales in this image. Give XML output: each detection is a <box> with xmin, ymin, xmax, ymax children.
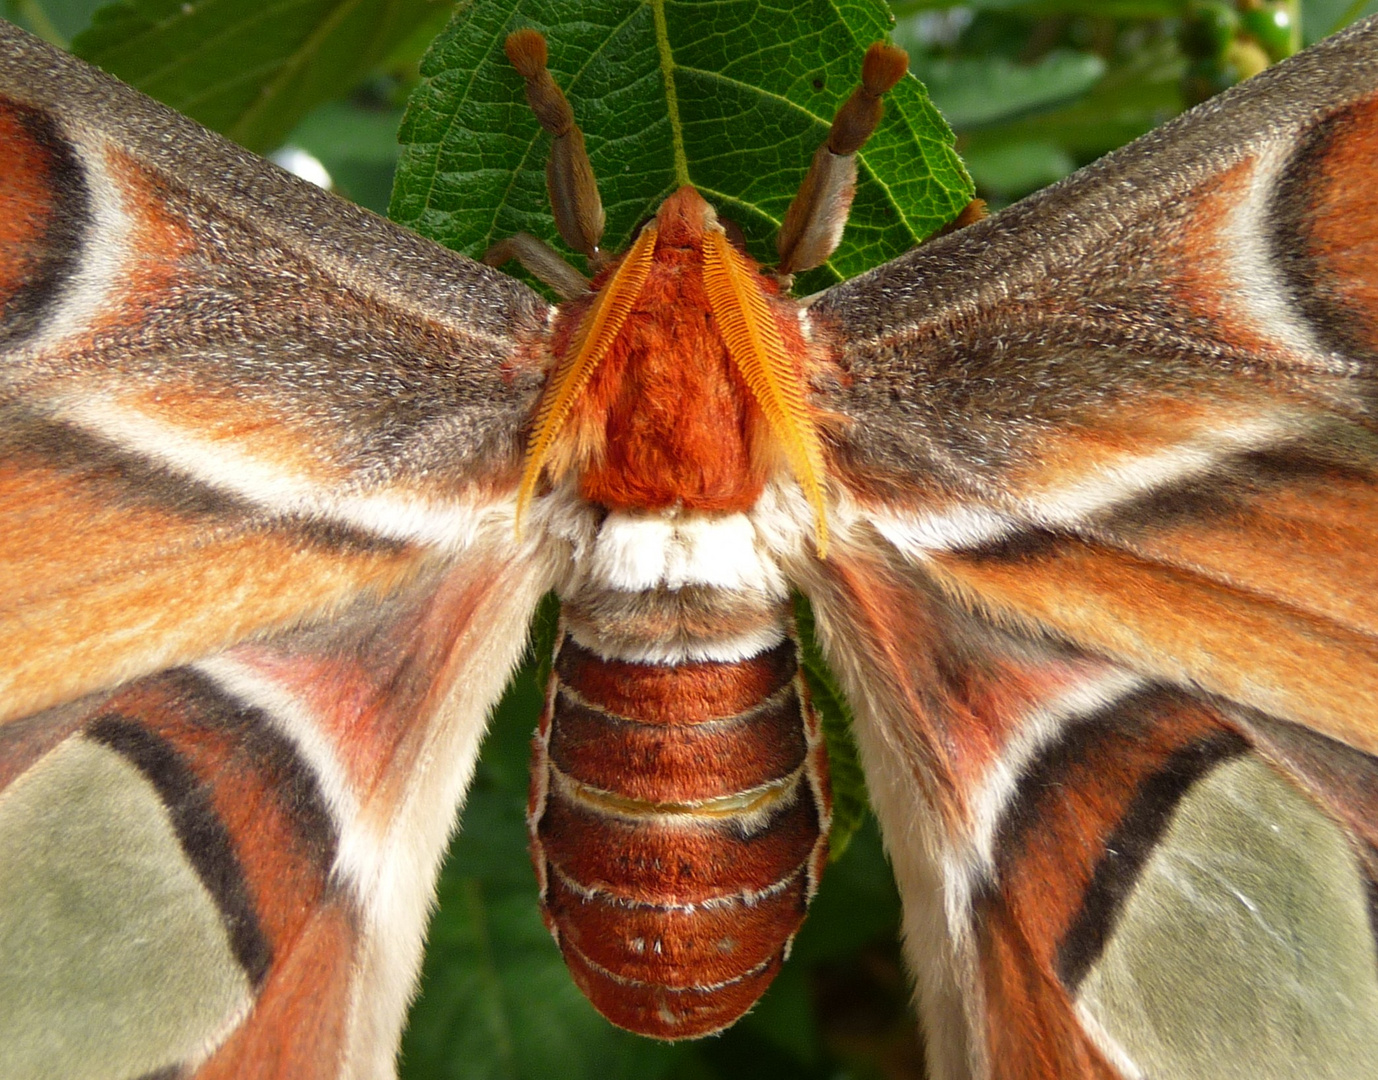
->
<box><xmin>805</xmin><ymin>541</ymin><xmax>1378</xmax><ymax>1080</ymax></box>
<box><xmin>0</xmin><ymin>21</ymin><xmax>552</xmax><ymax>723</ymax></box>
<box><xmin>810</xmin><ymin>19</ymin><xmax>1378</xmax><ymax>1076</ymax></box>
<box><xmin>0</xmin><ymin>551</ymin><xmax>550</xmax><ymax>1077</ymax></box>
<box><xmin>7</xmin><ymin>10</ymin><xmax>1378</xmax><ymax>1078</ymax></box>
<box><xmin>0</xmin><ymin>21</ymin><xmax>553</xmax><ymax>1078</ymax></box>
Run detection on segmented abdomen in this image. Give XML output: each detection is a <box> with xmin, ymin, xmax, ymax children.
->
<box><xmin>528</xmin><ymin>593</ymin><xmax>831</xmax><ymax>1039</ymax></box>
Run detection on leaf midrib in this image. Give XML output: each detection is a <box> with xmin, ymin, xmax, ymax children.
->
<box><xmin>649</xmin><ymin>0</ymin><xmax>688</xmax><ymax>187</ymax></box>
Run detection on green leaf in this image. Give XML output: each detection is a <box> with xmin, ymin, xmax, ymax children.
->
<box><xmin>390</xmin><ymin>0</ymin><xmax>972</xmax><ymax>293</ymax></box>
<box><xmin>911</xmin><ymin>49</ymin><xmax>1105</xmax><ymax>128</ymax></box>
<box><xmin>790</xmin><ymin>819</ymin><xmax>902</xmax><ymax>966</ymax></box>
<box><xmin>284</xmin><ymin>98</ymin><xmax>405</xmax><ymax>214</ymax></box>
<box><xmin>961</xmin><ymin>138</ymin><xmax>1076</xmax><ymax>198</ymax></box>
<box><xmin>737</xmin><ymin>960</ymin><xmax>819</xmax><ymax>1067</ymax></box>
<box><xmin>527</xmin><ymin>591</ymin><xmax>562</xmax><ymax>689</ymax></box>
<box><xmin>6</xmin><ymin>0</ymin><xmax>104</xmax><ymax>44</ymax></box>
<box><xmin>953</xmin><ymin>30</ymin><xmax>1183</xmax><ymax>200</ymax></box>
<box><xmin>896</xmin><ymin>0</ymin><xmax>1185</xmax><ymax>13</ymax></box>
<box><xmin>794</xmin><ymin>597</ymin><xmax>870</xmax><ymax>864</ymax></box>
<box><xmin>1306</xmin><ymin>0</ymin><xmax>1378</xmax><ymax>42</ymax></box>
<box><xmin>72</xmin><ymin>0</ymin><xmax>444</xmax><ymax>152</ymax></box>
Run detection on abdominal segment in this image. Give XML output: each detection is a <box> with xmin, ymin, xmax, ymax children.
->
<box><xmin>528</xmin><ymin>593</ymin><xmax>831</xmax><ymax>1040</ymax></box>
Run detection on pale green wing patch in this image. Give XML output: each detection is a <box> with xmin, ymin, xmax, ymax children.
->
<box><xmin>0</xmin><ymin>736</ymin><xmax>252</xmax><ymax>1080</ymax></box>
<box><xmin>1079</xmin><ymin>755</ymin><xmax>1378</xmax><ymax>1079</ymax></box>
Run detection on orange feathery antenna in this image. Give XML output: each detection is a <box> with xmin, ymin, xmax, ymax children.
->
<box><xmin>701</xmin><ymin>227</ymin><xmax>830</xmax><ymax>554</ymax></box>
<box><xmin>515</xmin><ymin>224</ymin><xmax>659</xmax><ymax>526</ymax></box>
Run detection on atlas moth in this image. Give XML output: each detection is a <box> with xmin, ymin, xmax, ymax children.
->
<box><xmin>3</xmin><ymin>11</ymin><xmax>1378</xmax><ymax>1080</ymax></box>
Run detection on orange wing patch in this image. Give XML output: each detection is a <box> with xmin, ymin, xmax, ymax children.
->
<box><xmin>0</xmin><ymin>97</ymin><xmax>78</xmax><ymax>330</ymax></box>
<box><xmin>1294</xmin><ymin>92</ymin><xmax>1378</xmax><ymax>353</ymax></box>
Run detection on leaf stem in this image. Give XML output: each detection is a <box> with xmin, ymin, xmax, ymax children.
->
<box><xmin>1332</xmin><ymin>0</ymin><xmax>1372</xmax><ymax>37</ymax></box>
<box><xmin>7</xmin><ymin>0</ymin><xmax>65</xmax><ymax>47</ymax></box>
<box><xmin>650</xmin><ymin>0</ymin><xmax>690</xmax><ymax>187</ymax></box>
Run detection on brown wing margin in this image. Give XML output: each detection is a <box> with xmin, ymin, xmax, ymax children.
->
<box><xmin>812</xmin><ymin>15</ymin><xmax>1378</xmax><ymax>497</ymax></box>
<box><xmin>808</xmin><ymin>14</ymin><xmax>1378</xmax><ymax>755</ymax></box>
<box><xmin>805</xmin><ymin>20</ymin><xmax>1378</xmax><ymax>1077</ymax></box>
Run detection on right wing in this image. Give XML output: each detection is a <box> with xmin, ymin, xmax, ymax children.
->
<box><xmin>804</xmin><ymin>16</ymin><xmax>1378</xmax><ymax>1079</ymax></box>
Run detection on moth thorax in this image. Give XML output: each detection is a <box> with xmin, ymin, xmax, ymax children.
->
<box><xmin>526</xmin><ymin>517</ymin><xmax>832</xmax><ymax>1039</ymax></box>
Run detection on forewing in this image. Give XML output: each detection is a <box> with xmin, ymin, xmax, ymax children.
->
<box><xmin>0</xmin><ymin>21</ymin><xmax>551</xmax><ymax>721</ymax></box>
<box><xmin>810</xmin><ymin>18</ymin><xmax>1378</xmax><ymax>753</ymax></box>
<box><xmin>0</xmin><ymin>22</ymin><xmax>556</xmax><ymax>1079</ymax></box>
<box><xmin>805</xmin><ymin>16</ymin><xmax>1378</xmax><ymax>1079</ymax></box>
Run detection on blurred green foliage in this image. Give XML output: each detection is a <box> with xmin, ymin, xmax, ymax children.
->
<box><xmin>11</xmin><ymin>0</ymin><xmax>1377</xmax><ymax>1077</ymax></box>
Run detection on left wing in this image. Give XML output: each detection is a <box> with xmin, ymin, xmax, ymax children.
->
<box><xmin>1</xmin><ymin>22</ymin><xmax>553</xmax><ymax>1077</ymax></box>
<box><xmin>0</xmin><ymin>20</ymin><xmax>551</xmax><ymax>720</ymax></box>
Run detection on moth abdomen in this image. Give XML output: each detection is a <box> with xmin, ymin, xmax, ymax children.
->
<box><xmin>528</xmin><ymin>577</ymin><xmax>831</xmax><ymax>1039</ymax></box>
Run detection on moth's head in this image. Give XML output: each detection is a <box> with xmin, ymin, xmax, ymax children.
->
<box><xmin>652</xmin><ymin>186</ymin><xmax>716</xmax><ymax>251</ymax></box>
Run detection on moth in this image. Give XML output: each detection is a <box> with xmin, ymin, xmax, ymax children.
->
<box><xmin>3</xmin><ymin>9</ymin><xmax>1378</xmax><ymax>1080</ymax></box>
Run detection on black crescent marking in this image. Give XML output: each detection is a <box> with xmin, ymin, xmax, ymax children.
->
<box><xmin>0</xmin><ymin>97</ymin><xmax>88</xmax><ymax>350</ymax></box>
<box><xmin>86</xmin><ymin>712</ymin><xmax>274</xmax><ymax>988</ymax></box>
<box><xmin>1056</xmin><ymin>729</ymin><xmax>1248</xmax><ymax>991</ymax></box>
<box><xmin>1271</xmin><ymin>101</ymin><xmax>1378</xmax><ymax>369</ymax></box>
<box><xmin>87</xmin><ymin>667</ymin><xmax>342</xmax><ymax>989</ymax></box>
